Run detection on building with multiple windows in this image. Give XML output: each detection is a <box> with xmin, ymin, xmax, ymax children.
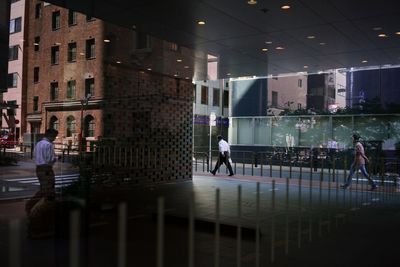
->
<box><xmin>1</xmin><ymin>0</ymin><xmax>26</xmax><ymax>140</ymax></box>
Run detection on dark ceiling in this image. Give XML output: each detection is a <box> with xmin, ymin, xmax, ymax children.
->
<box><xmin>47</xmin><ymin>0</ymin><xmax>400</xmax><ymax>78</ymax></box>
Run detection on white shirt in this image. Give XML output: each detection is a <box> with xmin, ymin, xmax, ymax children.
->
<box><xmin>218</xmin><ymin>139</ymin><xmax>231</xmax><ymax>154</ymax></box>
<box><xmin>35</xmin><ymin>138</ymin><xmax>57</xmax><ymax>166</ymax></box>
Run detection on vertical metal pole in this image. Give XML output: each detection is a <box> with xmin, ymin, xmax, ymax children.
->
<box><xmin>9</xmin><ymin>220</ymin><xmax>20</xmax><ymax>267</ymax></box>
<box><xmin>70</xmin><ymin>210</ymin><xmax>81</xmax><ymax>267</ymax></box>
<box><xmin>237</xmin><ymin>185</ymin><xmax>242</xmax><ymax>267</ymax></box>
<box><xmin>242</xmin><ymin>152</ymin><xmax>245</xmax><ymax>176</ymax></box>
<box><xmin>271</xmin><ymin>180</ymin><xmax>276</xmax><ymax>263</ymax></box>
<box><xmin>188</xmin><ymin>192</ymin><xmax>195</xmax><ymax>267</ymax></box>
<box><xmin>157</xmin><ymin>197</ymin><xmax>164</xmax><ymax>267</ymax></box>
<box><xmin>298</xmin><ymin>173</ymin><xmax>302</xmax><ymax>249</ymax></box>
<box><xmin>118</xmin><ymin>203</ymin><xmax>127</xmax><ymax>267</ymax></box>
<box><xmin>270</xmin><ymin>158</ymin><xmax>273</xmax><ymax>177</ymax></box>
<box><xmin>209</xmin><ymin>123</ymin><xmax>212</xmax><ymax>169</ymax></box>
<box><xmin>215</xmin><ymin>189</ymin><xmax>220</xmax><ymax>267</ymax></box>
<box><xmin>285</xmin><ymin>177</ymin><xmax>289</xmax><ymax>255</ymax></box>
<box><xmin>255</xmin><ymin>182</ymin><xmax>260</xmax><ymax>267</ymax></box>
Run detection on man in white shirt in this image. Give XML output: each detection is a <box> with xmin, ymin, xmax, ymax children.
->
<box><xmin>34</xmin><ymin>128</ymin><xmax>58</xmax><ymax>199</ymax></box>
<box><xmin>210</xmin><ymin>135</ymin><xmax>234</xmax><ymax>176</ymax></box>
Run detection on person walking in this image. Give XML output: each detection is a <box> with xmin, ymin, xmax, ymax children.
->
<box><xmin>341</xmin><ymin>133</ymin><xmax>377</xmax><ymax>190</ymax></box>
<box><xmin>34</xmin><ymin>128</ymin><xmax>59</xmax><ymax>199</ymax></box>
<box><xmin>210</xmin><ymin>135</ymin><xmax>234</xmax><ymax>176</ymax></box>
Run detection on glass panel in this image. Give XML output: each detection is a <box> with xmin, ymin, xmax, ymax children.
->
<box><xmin>332</xmin><ymin>116</ymin><xmax>353</xmax><ymax>149</ymax></box>
<box><xmin>254</xmin><ymin>118</ymin><xmax>270</xmax><ymax>145</ymax></box>
<box><xmin>237</xmin><ymin>118</ymin><xmax>252</xmax><ymax>145</ymax></box>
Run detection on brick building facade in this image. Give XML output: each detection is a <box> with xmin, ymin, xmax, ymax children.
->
<box><xmin>24</xmin><ymin>0</ymin><xmax>205</xmax><ymax>183</ymax></box>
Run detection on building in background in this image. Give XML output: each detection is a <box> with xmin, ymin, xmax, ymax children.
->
<box><xmin>307</xmin><ymin>70</ymin><xmax>346</xmax><ymax>113</ymax></box>
<box><xmin>346</xmin><ymin>65</ymin><xmax>400</xmax><ymax>110</ymax></box>
<box><xmin>1</xmin><ymin>0</ymin><xmax>26</xmax><ymax>141</ymax></box>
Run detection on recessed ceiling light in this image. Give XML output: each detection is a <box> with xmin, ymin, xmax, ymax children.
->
<box><xmin>265</xmin><ymin>41</ymin><xmax>272</xmax><ymax>44</ymax></box>
<box><xmin>319</xmin><ymin>42</ymin><xmax>326</xmax><ymax>45</ymax></box>
<box><xmin>174</xmin><ymin>73</ymin><xmax>179</xmax><ymax>77</ymax></box>
<box><xmin>177</xmin><ymin>59</ymin><xmax>182</xmax><ymax>62</ymax></box>
<box><xmin>276</xmin><ymin>46</ymin><xmax>284</xmax><ymax>50</ymax></box>
<box><xmin>197</xmin><ymin>21</ymin><xmax>206</xmax><ymax>25</ymax></box>
<box><xmin>139</xmin><ymin>70</ymin><xmax>145</xmax><ymax>74</ymax></box>
<box><xmin>227</xmin><ymin>73</ymin><xmax>231</xmax><ymax>76</ymax></box>
<box><xmin>261</xmin><ymin>48</ymin><xmax>268</xmax><ymax>52</ymax></box>
<box><xmin>372</xmin><ymin>27</ymin><xmax>382</xmax><ymax>31</ymax></box>
<box><xmin>34</xmin><ymin>43</ymin><xmax>39</xmax><ymax>46</ymax></box>
<box><xmin>378</xmin><ymin>33</ymin><xmax>388</xmax><ymax>38</ymax></box>
<box><xmin>79</xmin><ymin>52</ymin><xmax>85</xmax><ymax>56</ymax></box>
<box><xmin>362</xmin><ymin>60</ymin><xmax>368</xmax><ymax>63</ymax></box>
<box><xmin>303</xmin><ymin>65</ymin><xmax>308</xmax><ymax>69</ymax></box>
<box><xmin>396</xmin><ymin>32</ymin><xmax>400</xmax><ymax>35</ymax></box>
<box><xmin>147</xmin><ymin>68</ymin><xmax>152</xmax><ymax>71</ymax></box>
<box><xmin>184</xmin><ymin>66</ymin><xmax>189</xmax><ymax>69</ymax></box>
<box><xmin>104</xmin><ymin>39</ymin><xmax>111</xmax><ymax>43</ymax></box>
<box><xmin>307</xmin><ymin>35</ymin><xmax>315</xmax><ymax>39</ymax></box>
<box><xmin>116</xmin><ymin>61</ymin><xmax>121</xmax><ymax>64</ymax></box>
<box><xmin>247</xmin><ymin>0</ymin><xmax>257</xmax><ymax>4</ymax></box>
<box><xmin>281</xmin><ymin>5</ymin><xmax>290</xmax><ymax>10</ymax></box>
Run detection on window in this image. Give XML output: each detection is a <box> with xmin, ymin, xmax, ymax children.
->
<box><xmin>86</xmin><ymin>39</ymin><xmax>95</xmax><ymax>59</ymax></box>
<box><xmin>66</xmin><ymin>116</ymin><xmax>76</xmax><ymax>137</ymax></box>
<box><xmin>50</xmin><ymin>82</ymin><xmax>59</xmax><ymax>101</ymax></box>
<box><xmin>51</xmin><ymin>46</ymin><xmax>59</xmax><ymax>65</ymax></box>
<box><xmin>298</xmin><ymin>79</ymin><xmax>303</xmax><ymax>88</ymax></box>
<box><xmin>85</xmin><ymin>78</ymin><xmax>94</xmax><ymax>97</ymax></box>
<box><xmin>7</xmin><ymin>73</ymin><xmax>18</xmax><ymax>88</ymax></box>
<box><xmin>201</xmin><ymin>86</ymin><xmax>208</xmax><ymax>105</ymax></box>
<box><xmin>193</xmin><ymin>84</ymin><xmax>196</xmax><ymax>103</ymax></box>
<box><xmin>136</xmin><ymin>32</ymin><xmax>150</xmax><ymax>49</ymax></box>
<box><xmin>33</xmin><ymin>67</ymin><xmax>39</xmax><ymax>83</ymax></box>
<box><xmin>34</xmin><ymin>36</ymin><xmax>40</xmax><ymax>51</ymax></box>
<box><xmin>7</xmin><ymin>101</ymin><xmax>17</xmax><ymax>116</ymax></box>
<box><xmin>67</xmin><ymin>80</ymin><xmax>76</xmax><ymax>99</ymax></box>
<box><xmin>297</xmin><ymin>103</ymin><xmax>302</xmax><ymax>109</ymax></box>
<box><xmin>9</xmin><ymin>45</ymin><xmax>19</xmax><ymax>61</ymax></box>
<box><xmin>68</xmin><ymin>10</ymin><xmax>77</xmax><ymax>26</ymax></box>
<box><xmin>223</xmin><ymin>91</ymin><xmax>229</xmax><ymax>108</ymax></box>
<box><xmin>84</xmin><ymin>115</ymin><xmax>95</xmax><ymax>137</ymax></box>
<box><xmin>271</xmin><ymin>91</ymin><xmax>278</xmax><ymax>108</ymax></box>
<box><xmin>9</xmin><ymin>17</ymin><xmax>22</xmax><ymax>34</ymax></box>
<box><xmin>52</xmin><ymin>11</ymin><xmax>60</xmax><ymax>30</ymax></box>
<box><xmin>35</xmin><ymin>3</ymin><xmax>42</xmax><ymax>18</ymax></box>
<box><xmin>213</xmin><ymin>88</ymin><xmax>220</xmax><ymax>106</ymax></box>
<box><xmin>68</xmin><ymin>42</ymin><xmax>77</xmax><ymax>62</ymax></box>
<box><xmin>11</xmin><ymin>0</ymin><xmax>21</xmax><ymax>3</ymax></box>
<box><xmin>49</xmin><ymin>116</ymin><xmax>59</xmax><ymax>131</ymax></box>
<box><xmin>33</xmin><ymin>96</ymin><xmax>39</xmax><ymax>111</ymax></box>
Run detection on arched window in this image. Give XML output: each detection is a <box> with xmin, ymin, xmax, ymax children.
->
<box><xmin>66</xmin><ymin>116</ymin><xmax>76</xmax><ymax>137</ymax></box>
<box><xmin>84</xmin><ymin>115</ymin><xmax>95</xmax><ymax>137</ymax></box>
<box><xmin>49</xmin><ymin>116</ymin><xmax>59</xmax><ymax>131</ymax></box>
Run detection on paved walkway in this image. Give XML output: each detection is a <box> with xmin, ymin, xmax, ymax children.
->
<box><xmin>1</xmin><ymin>159</ymin><xmax>400</xmax><ymax>266</ymax></box>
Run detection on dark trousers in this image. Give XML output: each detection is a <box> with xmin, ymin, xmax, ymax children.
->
<box><xmin>212</xmin><ymin>152</ymin><xmax>234</xmax><ymax>175</ymax></box>
<box><xmin>36</xmin><ymin>165</ymin><xmax>55</xmax><ymax>198</ymax></box>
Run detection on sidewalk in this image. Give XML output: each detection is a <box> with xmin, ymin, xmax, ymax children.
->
<box><xmin>1</xmin><ymin>163</ymin><xmax>400</xmax><ymax>266</ymax></box>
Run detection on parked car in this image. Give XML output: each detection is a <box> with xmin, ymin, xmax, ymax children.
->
<box><xmin>0</xmin><ymin>134</ymin><xmax>17</xmax><ymax>148</ymax></box>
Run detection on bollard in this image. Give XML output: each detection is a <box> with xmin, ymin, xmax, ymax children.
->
<box><xmin>70</xmin><ymin>210</ymin><xmax>81</xmax><ymax>267</ymax></box>
<box><xmin>237</xmin><ymin>185</ymin><xmax>242</xmax><ymax>267</ymax></box>
<box><xmin>297</xmin><ymin>174</ymin><xmax>302</xmax><ymax>249</ymax></box>
<box><xmin>188</xmin><ymin>192</ymin><xmax>195</xmax><ymax>267</ymax></box>
<box><xmin>157</xmin><ymin>197</ymin><xmax>165</xmax><ymax>267</ymax></box>
<box><xmin>118</xmin><ymin>203</ymin><xmax>127</xmax><ymax>267</ymax></box>
<box><xmin>285</xmin><ymin>177</ymin><xmax>290</xmax><ymax>255</ymax></box>
<box><xmin>215</xmin><ymin>188</ymin><xmax>220</xmax><ymax>267</ymax></box>
<box><xmin>271</xmin><ymin>180</ymin><xmax>276</xmax><ymax>263</ymax></box>
<box><xmin>9</xmin><ymin>219</ymin><xmax>20</xmax><ymax>267</ymax></box>
<box><xmin>255</xmin><ymin>182</ymin><xmax>261</xmax><ymax>267</ymax></box>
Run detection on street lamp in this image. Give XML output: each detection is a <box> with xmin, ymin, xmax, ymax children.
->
<box><xmin>79</xmin><ymin>94</ymin><xmax>91</xmax><ymax>156</ymax></box>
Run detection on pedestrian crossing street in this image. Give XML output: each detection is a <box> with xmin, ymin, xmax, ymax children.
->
<box><xmin>4</xmin><ymin>173</ymin><xmax>80</xmax><ymax>189</ymax></box>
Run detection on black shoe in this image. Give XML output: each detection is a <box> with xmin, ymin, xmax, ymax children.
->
<box><xmin>210</xmin><ymin>171</ymin><xmax>216</xmax><ymax>175</ymax></box>
<box><xmin>228</xmin><ymin>173</ymin><xmax>234</xmax><ymax>176</ymax></box>
<box><xmin>340</xmin><ymin>184</ymin><xmax>348</xmax><ymax>189</ymax></box>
